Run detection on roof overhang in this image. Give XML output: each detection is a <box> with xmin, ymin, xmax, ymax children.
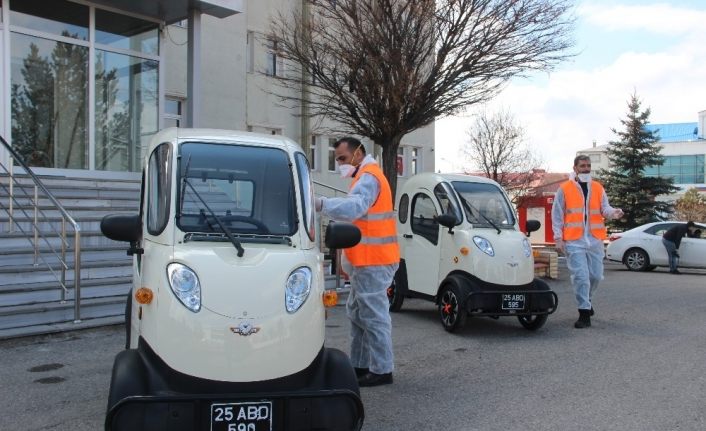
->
<box><xmin>89</xmin><ymin>0</ymin><xmax>243</xmax><ymax>24</ymax></box>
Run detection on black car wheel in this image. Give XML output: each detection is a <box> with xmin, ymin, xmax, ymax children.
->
<box><xmin>517</xmin><ymin>314</ymin><xmax>548</xmax><ymax>330</ymax></box>
<box><xmin>438</xmin><ymin>284</ymin><xmax>467</xmax><ymax>332</ymax></box>
<box><xmin>624</xmin><ymin>248</ymin><xmax>650</xmax><ymax>271</ymax></box>
<box><xmin>387</xmin><ymin>279</ymin><xmax>404</xmax><ymax>312</ymax></box>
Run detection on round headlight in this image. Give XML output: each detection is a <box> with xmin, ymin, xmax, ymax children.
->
<box><xmin>167</xmin><ymin>263</ymin><xmax>201</xmax><ymax>312</ymax></box>
<box><xmin>473</xmin><ymin>236</ymin><xmax>495</xmax><ymax>257</ymax></box>
<box><xmin>522</xmin><ymin>238</ymin><xmax>532</xmax><ymax>258</ymax></box>
<box><xmin>285</xmin><ymin>267</ymin><xmax>312</xmax><ymax>313</ymax></box>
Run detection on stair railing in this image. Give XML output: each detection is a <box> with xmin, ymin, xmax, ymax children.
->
<box><xmin>313</xmin><ymin>180</ymin><xmax>349</xmax><ymax>291</ymax></box>
<box><xmin>0</xmin><ymin>135</ymin><xmax>82</xmax><ymax>323</ymax></box>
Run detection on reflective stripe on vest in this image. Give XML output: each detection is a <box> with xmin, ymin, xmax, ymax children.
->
<box><xmin>344</xmin><ymin>163</ymin><xmax>401</xmax><ymax>266</ymax></box>
<box><xmin>559</xmin><ymin>180</ymin><xmax>607</xmax><ymax>241</ymax></box>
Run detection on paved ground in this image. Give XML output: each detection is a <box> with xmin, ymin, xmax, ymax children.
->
<box><xmin>1</xmin><ymin>261</ymin><xmax>705</xmax><ymax>430</ymax></box>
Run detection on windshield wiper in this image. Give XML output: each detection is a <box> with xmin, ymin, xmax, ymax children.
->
<box><xmin>182</xmin><ymin>178</ymin><xmax>245</xmax><ymax>257</ymax></box>
<box><xmin>458</xmin><ymin>195</ymin><xmax>501</xmax><ymax>234</ymax></box>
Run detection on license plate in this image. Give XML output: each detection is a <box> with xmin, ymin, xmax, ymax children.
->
<box><xmin>211</xmin><ymin>401</ymin><xmax>272</xmax><ymax>431</ymax></box>
<box><xmin>501</xmin><ymin>294</ymin><xmax>525</xmax><ymax>310</ymax></box>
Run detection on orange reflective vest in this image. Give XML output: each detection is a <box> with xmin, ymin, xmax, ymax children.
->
<box><xmin>344</xmin><ymin>163</ymin><xmax>400</xmax><ymax>267</ymax></box>
<box><xmin>559</xmin><ymin>180</ymin><xmax>607</xmax><ymax>241</ymax></box>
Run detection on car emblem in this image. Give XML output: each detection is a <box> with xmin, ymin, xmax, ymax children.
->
<box><xmin>230</xmin><ymin>321</ymin><xmax>261</xmax><ymax>336</ymax></box>
<box><xmin>507</xmin><ymin>262</ymin><xmax>519</xmax><ymax>268</ymax></box>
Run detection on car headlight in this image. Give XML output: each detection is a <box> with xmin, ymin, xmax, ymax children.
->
<box><xmin>473</xmin><ymin>236</ymin><xmax>495</xmax><ymax>257</ymax></box>
<box><xmin>167</xmin><ymin>263</ymin><xmax>201</xmax><ymax>312</ymax></box>
<box><xmin>522</xmin><ymin>238</ymin><xmax>532</xmax><ymax>258</ymax></box>
<box><xmin>285</xmin><ymin>266</ymin><xmax>312</xmax><ymax>313</ymax></box>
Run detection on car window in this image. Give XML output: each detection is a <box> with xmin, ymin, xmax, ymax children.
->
<box><xmin>452</xmin><ymin>181</ymin><xmax>516</xmax><ymax>228</ymax></box>
<box><xmin>434</xmin><ymin>182</ymin><xmax>462</xmax><ymax>225</ymax></box>
<box><xmin>177</xmin><ymin>142</ymin><xmax>296</xmax><ymax>236</ymax></box>
<box><xmin>398</xmin><ymin>193</ymin><xmax>409</xmax><ymax>224</ymax></box>
<box><xmin>294</xmin><ymin>152</ymin><xmax>315</xmax><ymax>241</ymax></box>
<box><xmin>411</xmin><ymin>193</ymin><xmax>439</xmax><ymax>245</ymax></box>
<box><xmin>147</xmin><ymin>143</ymin><xmax>172</xmax><ymax>235</ymax></box>
<box><xmin>645</xmin><ymin>223</ymin><xmax>677</xmax><ymax>236</ymax></box>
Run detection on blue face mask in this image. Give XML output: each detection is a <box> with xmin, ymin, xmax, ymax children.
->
<box><xmin>577</xmin><ymin>173</ymin><xmax>591</xmax><ymax>183</ymax></box>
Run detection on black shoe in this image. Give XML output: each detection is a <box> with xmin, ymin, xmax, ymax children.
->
<box><xmin>574</xmin><ymin>309</ymin><xmax>591</xmax><ymax>329</ymax></box>
<box><xmin>670</xmin><ymin>269</ymin><xmax>680</xmax><ymax>274</ymax></box>
<box><xmin>358</xmin><ymin>372</ymin><xmax>393</xmax><ymax>387</ymax></box>
<box><xmin>354</xmin><ymin>367</ymin><xmax>369</xmax><ymax>378</ymax></box>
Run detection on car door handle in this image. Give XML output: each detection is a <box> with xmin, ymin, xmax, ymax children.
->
<box><xmin>403</xmin><ymin>234</ymin><xmax>413</xmax><ymax>239</ymax></box>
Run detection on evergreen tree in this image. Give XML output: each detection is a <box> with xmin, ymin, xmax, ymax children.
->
<box><xmin>597</xmin><ymin>94</ymin><xmax>678</xmax><ymax>230</ymax></box>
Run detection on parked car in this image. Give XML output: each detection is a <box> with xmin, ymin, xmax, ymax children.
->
<box><xmin>100</xmin><ymin>128</ymin><xmax>364</xmax><ymax>431</ymax></box>
<box><xmin>388</xmin><ymin>172</ymin><xmax>558</xmax><ymax>332</ymax></box>
<box><xmin>605</xmin><ymin>221</ymin><xmax>706</xmax><ymax>271</ymax></box>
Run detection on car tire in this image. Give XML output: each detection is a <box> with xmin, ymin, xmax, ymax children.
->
<box><xmin>623</xmin><ymin>248</ymin><xmax>650</xmax><ymax>271</ymax></box>
<box><xmin>387</xmin><ymin>268</ymin><xmax>406</xmax><ymax>312</ymax></box>
<box><xmin>438</xmin><ymin>283</ymin><xmax>468</xmax><ymax>333</ymax></box>
<box><xmin>646</xmin><ymin>265</ymin><xmax>657</xmax><ymax>272</ymax></box>
<box><xmin>517</xmin><ymin>314</ymin><xmax>548</xmax><ymax>330</ymax></box>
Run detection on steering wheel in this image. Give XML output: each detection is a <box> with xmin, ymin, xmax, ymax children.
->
<box><xmin>218</xmin><ymin>215</ymin><xmax>270</xmax><ymax>234</ymax></box>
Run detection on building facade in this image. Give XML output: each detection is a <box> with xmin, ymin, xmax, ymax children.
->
<box><xmin>0</xmin><ymin>0</ymin><xmax>435</xmax><ymax>193</ymax></box>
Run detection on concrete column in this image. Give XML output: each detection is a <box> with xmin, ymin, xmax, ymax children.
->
<box><xmin>186</xmin><ymin>9</ymin><xmax>202</xmax><ymax>127</ymax></box>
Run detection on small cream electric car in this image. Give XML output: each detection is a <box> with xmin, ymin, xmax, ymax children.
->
<box><xmin>388</xmin><ymin>173</ymin><xmax>558</xmax><ymax>332</ymax></box>
<box><xmin>100</xmin><ymin>128</ymin><xmax>363</xmax><ymax>431</ymax></box>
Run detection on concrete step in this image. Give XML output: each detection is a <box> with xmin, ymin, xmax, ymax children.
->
<box><xmin>0</xmin><ymin>174</ymin><xmax>140</xmax><ymax>191</ymax></box>
<box><xmin>0</xmin><ymin>216</ymin><xmax>109</xmax><ymax>232</ymax></box>
<box><xmin>0</xmin><ymin>230</ymin><xmax>125</xmax><ymax>248</ymax></box>
<box><xmin>0</xmin><ymin>259</ymin><xmax>132</xmax><ymax>286</ymax></box>
<box><xmin>0</xmin><ymin>246</ymin><xmax>130</xmax><ymax>267</ymax></box>
<box><xmin>0</xmin><ymin>197</ymin><xmax>139</xmax><ymax>209</ymax></box>
<box><xmin>0</xmin><ymin>276</ymin><xmax>132</xmax><ymax>307</ymax></box>
<box><xmin>0</xmin><ymin>296</ymin><xmax>126</xmax><ymax>331</ymax></box>
<box><xmin>0</xmin><ymin>206</ymin><xmax>137</xmax><ymax>219</ymax></box>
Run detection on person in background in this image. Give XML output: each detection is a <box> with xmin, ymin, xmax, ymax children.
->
<box><xmin>662</xmin><ymin>221</ymin><xmax>697</xmax><ymax>274</ymax></box>
<box><xmin>552</xmin><ymin>155</ymin><xmax>624</xmax><ymax>329</ymax></box>
<box><xmin>315</xmin><ymin>137</ymin><xmax>399</xmax><ymax>387</ymax></box>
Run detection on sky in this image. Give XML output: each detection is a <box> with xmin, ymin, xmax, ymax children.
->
<box><xmin>434</xmin><ymin>0</ymin><xmax>706</xmax><ymax>173</ymax></box>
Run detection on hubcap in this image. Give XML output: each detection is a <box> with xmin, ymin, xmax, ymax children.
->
<box><xmin>627</xmin><ymin>252</ymin><xmax>645</xmax><ymax>269</ymax></box>
<box><xmin>441</xmin><ymin>291</ymin><xmax>458</xmax><ymax>326</ymax></box>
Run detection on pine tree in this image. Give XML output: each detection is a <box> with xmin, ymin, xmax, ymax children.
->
<box><xmin>597</xmin><ymin>94</ymin><xmax>678</xmax><ymax>230</ymax></box>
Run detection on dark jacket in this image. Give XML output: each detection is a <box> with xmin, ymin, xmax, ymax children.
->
<box><xmin>663</xmin><ymin>224</ymin><xmax>690</xmax><ymax>249</ymax></box>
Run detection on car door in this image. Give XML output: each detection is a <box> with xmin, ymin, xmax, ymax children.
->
<box><xmin>643</xmin><ymin>223</ymin><xmax>677</xmax><ymax>267</ymax></box>
<box><xmin>678</xmin><ymin>223</ymin><xmax>706</xmax><ymax>268</ymax></box>
<box><xmin>402</xmin><ymin>191</ymin><xmax>442</xmax><ymax>296</ymax></box>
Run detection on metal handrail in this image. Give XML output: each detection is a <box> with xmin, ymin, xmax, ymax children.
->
<box><xmin>313</xmin><ymin>180</ymin><xmax>347</xmax><ymax>196</ymax></box>
<box><xmin>0</xmin><ymin>135</ymin><xmax>82</xmax><ymax>323</ymax></box>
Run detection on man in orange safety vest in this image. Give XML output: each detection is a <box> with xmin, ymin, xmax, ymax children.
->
<box><xmin>551</xmin><ymin>155</ymin><xmax>623</xmax><ymax>329</ymax></box>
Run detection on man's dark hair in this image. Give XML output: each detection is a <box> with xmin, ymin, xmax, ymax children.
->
<box><xmin>334</xmin><ymin>137</ymin><xmax>366</xmax><ymax>154</ymax></box>
<box><xmin>573</xmin><ymin>154</ymin><xmax>591</xmax><ymax>167</ymax></box>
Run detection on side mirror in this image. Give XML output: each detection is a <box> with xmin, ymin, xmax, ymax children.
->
<box><xmin>436</xmin><ymin>213</ymin><xmax>458</xmax><ymax>233</ymax></box>
<box><xmin>101</xmin><ymin>214</ymin><xmax>143</xmax><ymax>255</ymax></box>
<box><xmin>325</xmin><ymin>222</ymin><xmax>361</xmax><ymax>250</ymax></box>
<box><xmin>525</xmin><ymin>219</ymin><xmax>541</xmax><ymax>236</ymax></box>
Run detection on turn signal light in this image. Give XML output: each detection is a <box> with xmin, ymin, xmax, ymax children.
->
<box><xmin>322</xmin><ymin>290</ymin><xmax>338</xmax><ymax>308</ymax></box>
<box><xmin>135</xmin><ymin>287</ymin><xmax>154</xmax><ymax>304</ymax></box>
<box><xmin>460</xmin><ymin>247</ymin><xmax>470</xmax><ymax>256</ymax></box>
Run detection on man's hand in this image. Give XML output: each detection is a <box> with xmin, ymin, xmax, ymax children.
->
<box><xmin>555</xmin><ymin>239</ymin><xmax>565</xmax><ymax>254</ymax></box>
<box><xmin>611</xmin><ymin>208</ymin><xmax>624</xmax><ymax>220</ymax></box>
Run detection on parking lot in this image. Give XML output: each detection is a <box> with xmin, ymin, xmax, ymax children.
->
<box><xmin>2</xmin><ymin>261</ymin><xmax>706</xmax><ymax>431</ymax></box>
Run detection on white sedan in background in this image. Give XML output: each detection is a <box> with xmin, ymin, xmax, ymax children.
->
<box><xmin>606</xmin><ymin>221</ymin><xmax>706</xmax><ymax>271</ymax></box>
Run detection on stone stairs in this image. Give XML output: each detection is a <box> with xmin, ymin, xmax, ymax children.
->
<box><xmin>0</xmin><ymin>173</ymin><xmax>140</xmax><ymax>339</ymax></box>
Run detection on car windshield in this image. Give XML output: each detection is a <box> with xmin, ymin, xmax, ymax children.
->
<box><xmin>177</xmin><ymin>142</ymin><xmax>296</xmax><ymax>236</ymax></box>
<box><xmin>452</xmin><ymin>181</ymin><xmax>516</xmax><ymax>228</ymax></box>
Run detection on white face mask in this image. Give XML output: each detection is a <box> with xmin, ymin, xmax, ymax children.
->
<box><xmin>338</xmin><ymin>164</ymin><xmax>356</xmax><ymax>178</ymax></box>
<box><xmin>577</xmin><ymin>173</ymin><xmax>591</xmax><ymax>183</ymax></box>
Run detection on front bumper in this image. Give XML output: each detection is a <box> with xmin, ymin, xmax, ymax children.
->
<box><xmin>105</xmin><ymin>339</ymin><xmax>363</xmax><ymax>431</ymax></box>
<box><xmin>465</xmin><ymin>289</ymin><xmax>558</xmax><ymax>316</ymax></box>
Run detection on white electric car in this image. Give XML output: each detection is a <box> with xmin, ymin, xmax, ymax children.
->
<box><xmin>101</xmin><ymin>128</ymin><xmax>363</xmax><ymax>431</ymax></box>
<box><xmin>387</xmin><ymin>173</ymin><xmax>558</xmax><ymax>332</ymax></box>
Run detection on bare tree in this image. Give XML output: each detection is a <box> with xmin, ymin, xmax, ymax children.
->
<box><xmin>459</xmin><ymin>108</ymin><xmax>543</xmax><ymax>202</ymax></box>
<box><xmin>269</xmin><ymin>0</ymin><xmax>575</xmax><ymax>197</ymax></box>
<box><xmin>673</xmin><ymin>188</ymin><xmax>706</xmax><ymax>223</ymax></box>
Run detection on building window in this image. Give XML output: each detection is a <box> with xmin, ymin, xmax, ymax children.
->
<box><xmin>328</xmin><ymin>137</ymin><xmax>337</xmax><ymax>172</ymax></box>
<box><xmin>397</xmin><ymin>147</ymin><xmax>405</xmax><ymax>176</ymax></box>
<box><xmin>645</xmin><ymin>155</ymin><xmax>705</xmax><ymax>184</ymax></box>
<box><xmin>589</xmin><ymin>154</ymin><xmax>601</xmax><ymax>163</ymax></box>
<box><xmin>310</xmin><ymin>135</ymin><xmax>318</xmax><ymax>171</ymax></box>
<box><xmin>164</xmin><ymin>97</ymin><xmax>185</xmax><ymax>128</ymax></box>
<box><xmin>411</xmin><ymin>147</ymin><xmax>420</xmax><ymax>175</ymax></box>
<box><xmin>247</xmin><ymin>125</ymin><xmax>281</xmax><ymax>135</ymax></box>
<box><xmin>266</xmin><ymin>39</ymin><xmax>283</xmax><ymax>77</ymax></box>
<box><xmin>246</xmin><ymin>31</ymin><xmax>254</xmax><ymax>73</ymax></box>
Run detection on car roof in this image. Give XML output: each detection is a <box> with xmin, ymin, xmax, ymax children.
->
<box><xmin>146</xmin><ymin>127</ymin><xmax>302</xmax><ymax>155</ymax></box>
<box><xmin>400</xmin><ymin>172</ymin><xmax>502</xmax><ymax>193</ymax></box>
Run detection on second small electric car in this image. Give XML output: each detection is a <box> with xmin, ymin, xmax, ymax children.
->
<box><xmin>388</xmin><ymin>173</ymin><xmax>558</xmax><ymax>332</ymax></box>
<box><xmin>101</xmin><ymin>128</ymin><xmax>364</xmax><ymax>430</ymax></box>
